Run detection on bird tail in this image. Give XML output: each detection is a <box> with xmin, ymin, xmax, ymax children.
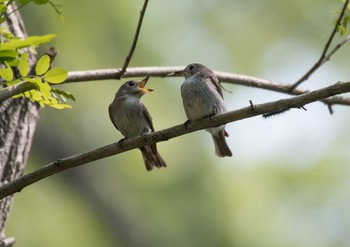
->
<box><xmin>140</xmin><ymin>144</ymin><xmax>167</xmax><ymax>171</ymax></box>
<box><xmin>211</xmin><ymin>130</ymin><xmax>233</xmax><ymax>157</ymax></box>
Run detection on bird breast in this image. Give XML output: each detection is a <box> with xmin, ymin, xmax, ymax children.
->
<box><xmin>112</xmin><ymin>98</ymin><xmax>151</xmax><ymax>138</ymax></box>
<box><xmin>181</xmin><ymin>78</ymin><xmax>226</xmax><ymax>120</ymax></box>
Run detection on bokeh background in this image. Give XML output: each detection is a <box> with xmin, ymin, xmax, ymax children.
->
<box><xmin>6</xmin><ymin>0</ymin><xmax>350</xmax><ymax>246</ymax></box>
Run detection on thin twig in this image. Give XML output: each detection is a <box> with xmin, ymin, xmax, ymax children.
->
<box><xmin>324</xmin><ymin>33</ymin><xmax>350</xmax><ymax>60</ymax></box>
<box><xmin>290</xmin><ymin>0</ymin><xmax>350</xmax><ymax>90</ymax></box>
<box><xmin>1</xmin><ymin>81</ymin><xmax>350</xmax><ymax>199</ymax></box>
<box><xmin>115</xmin><ymin>0</ymin><xmax>149</xmax><ymax>79</ymax></box>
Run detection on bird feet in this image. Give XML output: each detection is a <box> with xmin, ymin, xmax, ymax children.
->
<box><xmin>184</xmin><ymin>120</ymin><xmax>192</xmax><ymax>130</ymax></box>
<box><xmin>117</xmin><ymin>138</ymin><xmax>127</xmax><ymax>148</ymax></box>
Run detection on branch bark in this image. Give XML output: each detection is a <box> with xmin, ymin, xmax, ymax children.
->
<box><xmin>1</xmin><ymin>67</ymin><xmax>350</xmax><ymax>107</ymax></box>
<box><xmin>0</xmin><ymin>2</ymin><xmax>39</xmax><ymax>244</ymax></box>
<box><xmin>0</xmin><ymin>81</ymin><xmax>349</xmax><ymax>200</ymax></box>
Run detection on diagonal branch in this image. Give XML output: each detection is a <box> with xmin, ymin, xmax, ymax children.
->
<box><xmin>290</xmin><ymin>0</ymin><xmax>350</xmax><ymax>90</ymax></box>
<box><xmin>115</xmin><ymin>0</ymin><xmax>149</xmax><ymax>79</ymax></box>
<box><xmin>1</xmin><ymin>81</ymin><xmax>350</xmax><ymax>199</ymax></box>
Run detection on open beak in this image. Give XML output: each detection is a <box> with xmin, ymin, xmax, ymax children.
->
<box><xmin>138</xmin><ymin>77</ymin><xmax>153</xmax><ymax>93</ymax></box>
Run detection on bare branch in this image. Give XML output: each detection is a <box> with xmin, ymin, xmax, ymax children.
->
<box><xmin>324</xmin><ymin>33</ymin><xmax>350</xmax><ymax>61</ymax></box>
<box><xmin>64</xmin><ymin>67</ymin><xmax>350</xmax><ymax>107</ymax></box>
<box><xmin>290</xmin><ymin>0</ymin><xmax>350</xmax><ymax>90</ymax></box>
<box><xmin>2</xmin><ymin>67</ymin><xmax>350</xmax><ymax>107</ymax></box>
<box><xmin>115</xmin><ymin>0</ymin><xmax>149</xmax><ymax>79</ymax></box>
<box><xmin>1</xmin><ymin>81</ymin><xmax>350</xmax><ymax>199</ymax></box>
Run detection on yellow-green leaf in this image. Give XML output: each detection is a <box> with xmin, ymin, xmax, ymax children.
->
<box><xmin>19</xmin><ymin>52</ymin><xmax>29</xmax><ymax>77</ymax></box>
<box><xmin>0</xmin><ymin>50</ymin><xmax>18</xmax><ymax>58</ymax></box>
<box><xmin>51</xmin><ymin>88</ymin><xmax>76</xmax><ymax>101</ymax></box>
<box><xmin>0</xmin><ymin>62</ymin><xmax>13</xmax><ymax>81</ymax></box>
<box><xmin>0</xmin><ymin>34</ymin><xmax>56</xmax><ymax>51</ymax></box>
<box><xmin>48</xmin><ymin>103</ymin><xmax>72</xmax><ymax>109</ymax></box>
<box><xmin>44</xmin><ymin>67</ymin><xmax>68</xmax><ymax>84</ymax></box>
<box><xmin>33</xmin><ymin>78</ymin><xmax>51</xmax><ymax>97</ymax></box>
<box><xmin>35</xmin><ymin>55</ymin><xmax>50</xmax><ymax>75</ymax></box>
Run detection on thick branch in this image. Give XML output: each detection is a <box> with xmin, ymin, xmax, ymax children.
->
<box><xmin>1</xmin><ymin>81</ymin><xmax>350</xmax><ymax>199</ymax></box>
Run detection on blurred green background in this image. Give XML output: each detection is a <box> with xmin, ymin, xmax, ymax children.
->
<box><xmin>6</xmin><ymin>0</ymin><xmax>350</xmax><ymax>246</ymax></box>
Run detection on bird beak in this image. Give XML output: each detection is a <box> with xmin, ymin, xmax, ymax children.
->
<box><xmin>138</xmin><ymin>77</ymin><xmax>153</xmax><ymax>93</ymax></box>
<box><xmin>167</xmin><ymin>69</ymin><xmax>185</xmax><ymax>77</ymax></box>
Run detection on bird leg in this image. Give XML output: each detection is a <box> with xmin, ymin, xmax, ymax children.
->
<box><xmin>117</xmin><ymin>137</ymin><xmax>127</xmax><ymax>149</ymax></box>
<box><xmin>184</xmin><ymin>119</ymin><xmax>192</xmax><ymax>130</ymax></box>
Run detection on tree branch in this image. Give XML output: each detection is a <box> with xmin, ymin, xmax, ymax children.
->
<box><xmin>2</xmin><ymin>67</ymin><xmax>350</xmax><ymax>107</ymax></box>
<box><xmin>1</xmin><ymin>81</ymin><xmax>350</xmax><ymax>199</ymax></box>
<box><xmin>63</xmin><ymin>67</ymin><xmax>350</xmax><ymax>107</ymax></box>
<box><xmin>115</xmin><ymin>0</ymin><xmax>148</xmax><ymax>79</ymax></box>
<box><xmin>290</xmin><ymin>0</ymin><xmax>350</xmax><ymax>90</ymax></box>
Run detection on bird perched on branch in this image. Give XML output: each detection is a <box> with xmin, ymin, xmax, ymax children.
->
<box><xmin>108</xmin><ymin>77</ymin><xmax>167</xmax><ymax>171</ymax></box>
<box><xmin>173</xmin><ymin>63</ymin><xmax>232</xmax><ymax>157</ymax></box>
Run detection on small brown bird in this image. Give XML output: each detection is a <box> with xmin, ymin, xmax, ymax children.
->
<box><xmin>175</xmin><ymin>63</ymin><xmax>232</xmax><ymax>157</ymax></box>
<box><xmin>108</xmin><ymin>77</ymin><xmax>167</xmax><ymax>171</ymax></box>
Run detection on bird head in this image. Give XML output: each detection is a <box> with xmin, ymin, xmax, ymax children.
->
<box><xmin>168</xmin><ymin>63</ymin><xmax>209</xmax><ymax>79</ymax></box>
<box><xmin>117</xmin><ymin>77</ymin><xmax>153</xmax><ymax>98</ymax></box>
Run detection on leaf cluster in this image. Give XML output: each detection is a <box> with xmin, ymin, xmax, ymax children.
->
<box><xmin>0</xmin><ymin>0</ymin><xmax>63</xmax><ymax>23</ymax></box>
<box><xmin>0</xmin><ymin>0</ymin><xmax>74</xmax><ymax>109</ymax></box>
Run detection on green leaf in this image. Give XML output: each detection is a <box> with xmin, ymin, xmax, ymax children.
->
<box><xmin>48</xmin><ymin>102</ymin><xmax>72</xmax><ymax>109</ymax></box>
<box><xmin>28</xmin><ymin>89</ymin><xmax>44</xmax><ymax>102</ymax></box>
<box><xmin>44</xmin><ymin>67</ymin><xmax>67</xmax><ymax>84</ymax></box>
<box><xmin>35</xmin><ymin>55</ymin><xmax>50</xmax><ymax>75</ymax></box>
<box><xmin>51</xmin><ymin>88</ymin><xmax>76</xmax><ymax>101</ymax></box>
<box><xmin>0</xmin><ymin>50</ymin><xmax>18</xmax><ymax>65</ymax></box>
<box><xmin>33</xmin><ymin>77</ymin><xmax>51</xmax><ymax>97</ymax></box>
<box><xmin>0</xmin><ymin>34</ymin><xmax>56</xmax><ymax>51</ymax></box>
<box><xmin>0</xmin><ymin>3</ymin><xmax>7</xmax><ymax>14</ymax></box>
<box><xmin>0</xmin><ymin>62</ymin><xmax>13</xmax><ymax>81</ymax></box>
<box><xmin>0</xmin><ymin>50</ymin><xmax>18</xmax><ymax>58</ymax></box>
<box><xmin>0</xmin><ymin>28</ymin><xmax>15</xmax><ymax>39</ymax></box>
<box><xmin>4</xmin><ymin>78</ymin><xmax>21</xmax><ymax>86</ymax></box>
<box><xmin>19</xmin><ymin>53</ymin><xmax>29</xmax><ymax>77</ymax></box>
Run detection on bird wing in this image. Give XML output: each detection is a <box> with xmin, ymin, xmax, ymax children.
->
<box><xmin>141</xmin><ymin>103</ymin><xmax>155</xmax><ymax>132</ymax></box>
<box><xmin>141</xmin><ymin>103</ymin><xmax>158</xmax><ymax>154</ymax></box>
<box><xmin>108</xmin><ymin>103</ymin><xmax>119</xmax><ymax>130</ymax></box>
<box><xmin>209</xmin><ymin>74</ymin><xmax>224</xmax><ymax>99</ymax></box>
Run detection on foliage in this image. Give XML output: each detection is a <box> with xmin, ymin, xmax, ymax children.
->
<box><xmin>0</xmin><ymin>0</ymin><xmax>72</xmax><ymax>109</ymax></box>
<box><xmin>337</xmin><ymin>0</ymin><xmax>350</xmax><ymax>35</ymax></box>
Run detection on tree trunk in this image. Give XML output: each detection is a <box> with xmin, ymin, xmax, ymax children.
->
<box><xmin>0</xmin><ymin>4</ymin><xmax>39</xmax><ymax>246</ymax></box>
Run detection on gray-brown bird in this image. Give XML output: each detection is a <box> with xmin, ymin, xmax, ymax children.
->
<box><xmin>108</xmin><ymin>77</ymin><xmax>167</xmax><ymax>171</ymax></box>
<box><xmin>175</xmin><ymin>63</ymin><xmax>232</xmax><ymax>157</ymax></box>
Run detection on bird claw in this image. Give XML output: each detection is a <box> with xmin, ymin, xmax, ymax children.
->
<box><xmin>184</xmin><ymin>120</ymin><xmax>192</xmax><ymax>130</ymax></box>
<box><xmin>118</xmin><ymin>138</ymin><xmax>127</xmax><ymax>148</ymax></box>
<box><xmin>141</xmin><ymin>132</ymin><xmax>150</xmax><ymax>143</ymax></box>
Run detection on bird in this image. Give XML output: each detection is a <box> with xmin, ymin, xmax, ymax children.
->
<box><xmin>108</xmin><ymin>77</ymin><xmax>167</xmax><ymax>171</ymax></box>
<box><xmin>175</xmin><ymin>63</ymin><xmax>232</xmax><ymax>157</ymax></box>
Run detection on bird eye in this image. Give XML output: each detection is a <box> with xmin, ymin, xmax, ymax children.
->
<box><xmin>188</xmin><ymin>65</ymin><xmax>195</xmax><ymax>71</ymax></box>
<box><xmin>127</xmin><ymin>81</ymin><xmax>136</xmax><ymax>87</ymax></box>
